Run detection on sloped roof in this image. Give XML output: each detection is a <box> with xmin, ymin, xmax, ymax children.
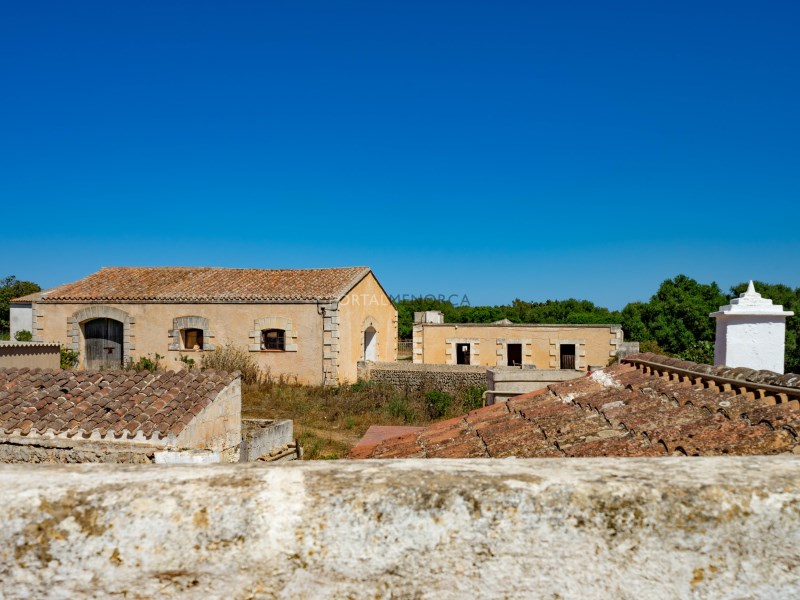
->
<box><xmin>22</xmin><ymin>266</ymin><xmax>372</xmax><ymax>304</ymax></box>
<box><xmin>0</xmin><ymin>368</ymin><xmax>238</xmax><ymax>442</ymax></box>
<box><xmin>354</xmin><ymin>354</ymin><xmax>800</xmax><ymax>459</ymax></box>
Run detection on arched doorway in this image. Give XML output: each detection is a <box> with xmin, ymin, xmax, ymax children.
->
<box><xmin>364</xmin><ymin>327</ymin><xmax>377</xmax><ymax>361</ymax></box>
<box><xmin>84</xmin><ymin>318</ymin><xmax>124</xmax><ymax>369</ymax></box>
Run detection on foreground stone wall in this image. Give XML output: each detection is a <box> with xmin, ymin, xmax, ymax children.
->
<box><xmin>1</xmin><ymin>458</ymin><xmax>799</xmax><ymax>598</ymax></box>
<box><xmin>360</xmin><ymin>360</ymin><xmax>487</xmax><ymax>391</ymax></box>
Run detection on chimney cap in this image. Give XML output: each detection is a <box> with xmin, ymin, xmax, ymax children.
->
<box><xmin>710</xmin><ymin>280</ymin><xmax>794</xmax><ymax>318</ymax></box>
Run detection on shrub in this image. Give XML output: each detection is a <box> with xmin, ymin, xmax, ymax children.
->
<box><xmin>60</xmin><ymin>347</ymin><xmax>80</xmax><ymax>369</ymax></box>
<box><xmin>425</xmin><ymin>389</ymin><xmax>453</xmax><ymax>420</ymax></box>
<box><xmin>178</xmin><ymin>353</ymin><xmax>196</xmax><ymax>370</ymax></box>
<box><xmin>127</xmin><ymin>353</ymin><xmax>164</xmax><ymax>372</ymax></box>
<box><xmin>201</xmin><ymin>343</ymin><xmax>263</xmax><ymax>384</ymax></box>
<box><xmin>14</xmin><ymin>330</ymin><xmax>32</xmax><ymax>342</ymax></box>
<box><xmin>387</xmin><ymin>397</ymin><xmax>415</xmax><ymax>423</ymax></box>
<box><xmin>459</xmin><ymin>385</ymin><xmax>485</xmax><ymax>412</ymax></box>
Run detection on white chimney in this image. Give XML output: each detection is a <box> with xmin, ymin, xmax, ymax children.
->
<box><xmin>710</xmin><ymin>281</ymin><xmax>794</xmax><ymax>373</ymax></box>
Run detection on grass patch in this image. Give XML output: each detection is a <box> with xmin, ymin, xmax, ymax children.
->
<box><xmin>242</xmin><ymin>379</ymin><xmax>486</xmax><ymax>460</ymax></box>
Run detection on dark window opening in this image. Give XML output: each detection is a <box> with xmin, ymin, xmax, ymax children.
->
<box><xmin>182</xmin><ymin>328</ymin><xmax>204</xmax><ymax>351</ymax></box>
<box><xmin>456</xmin><ymin>343</ymin><xmax>471</xmax><ymax>365</ymax></box>
<box><xmin>560</xmin><ymin>344</ymin><xmax>576</xmax><ymax>369</ymax></box>
<box><xmin>507</xmin><ymin>343</ymin><xmax>522</xmax><ymax>366</ymax></box>
<box><xmin>262</xmin><ymin>329</ymin><xmax>285</xmax><ymax>351</ymax></box>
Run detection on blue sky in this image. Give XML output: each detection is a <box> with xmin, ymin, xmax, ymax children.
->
<box><xmin>2</xmin><ymin>1</ymin><xmax>798</xmax><ymax>309</ymax></box>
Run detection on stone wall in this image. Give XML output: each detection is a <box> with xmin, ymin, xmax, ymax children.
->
<box><xmin>239</xmin><ymin>418</ymin><xmax>294</xmax><ymax>461</ymax></box>
<box><xmin>359</xmin><ymin>361</ymin><xmax>487</xmax><ymax>392</ymax></box>
<box><xmin>1</xmin><ymin>458</ymin><xmax>799</xmax><ymax>597</ymax></box>
<box><xmin>0</xmin><ymin>438</ymin><xmax>155</xmax><ymax>463</ymax></box>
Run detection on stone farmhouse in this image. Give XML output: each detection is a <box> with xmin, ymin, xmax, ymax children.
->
<box><xmin>412</xmin><ymin>310</ymin><xmax>623</xmax><ymax>370</ymax></box>
<box><xmin>0</xmin><ymin>367</ymin><xmax>241</xmax><ymax>463</ymax></box>
<box><xmin>13</xmin><ymin>266</ymin><xmax>397</xmax><ymax>385</ymax></box>
<box><xmin>351</xmin><ymin>352</ymin><xmax>800</xmax><ymax>458</ymax></box>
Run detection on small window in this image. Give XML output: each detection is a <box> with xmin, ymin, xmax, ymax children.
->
<box><xmin>182</xmin><ymin>328</ymin><xmax>204</xmax><ymax>351</ymax></box>
<box><xmin>262</xmin><ymin>329</ymin><xmax>285</xmax><ymax>351</ymax></box>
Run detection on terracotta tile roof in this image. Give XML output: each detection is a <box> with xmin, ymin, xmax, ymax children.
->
<box><xmin>0</xmin><ymin>342</ymin><xmax>60</xmax><ymax>350</ymax></box>
<box><xmin>355</xmin><ymin>354</ymin><xmax>800</xmax><ymax>459</ymax></box>
<box><xmin>349</xmin><ymin>425</ymin><xmax>425</xmax><ymax>459</ymax></box>
<box><xmin>0</xmin><ymin>368</ymin><xmax>238</xmax><ymax>442</ymax></box>
<box><xmin>24</xmin><ymin>266</ymin><xmax>371</xmax><ymax>304</ymax></box>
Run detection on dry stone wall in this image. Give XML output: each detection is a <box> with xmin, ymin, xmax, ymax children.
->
<box><xmin>359</xmin><ymin>361</ymin><xmax>487</xmax><ymax>391</ymax></box>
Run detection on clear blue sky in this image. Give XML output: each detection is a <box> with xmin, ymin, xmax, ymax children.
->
<box><xmin>2</xmin><ymin>1</ymin><xmax>798</xmax><ymax>309</ymax></box>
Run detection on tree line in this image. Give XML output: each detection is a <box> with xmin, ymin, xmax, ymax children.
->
<box><xmin>397</xmin><ymin>274</ymin><xmax>800</xmax><ymax>373</ymax></box>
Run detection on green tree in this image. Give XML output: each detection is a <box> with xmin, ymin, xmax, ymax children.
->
<box><xmin>0</xmin><ymin>276</ymin><xmax>41</xmax><ymax>333</ymax></box>
<box><xmin>635</xmin><ymin>275</ymin><xmax>727</xmax><ymax>355</ymax></box>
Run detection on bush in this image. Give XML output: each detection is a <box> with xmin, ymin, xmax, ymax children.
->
<box><xmin>201</xmin><ymin>343</ymin><xmax>263</xmax><ymax>384</ymax></box>
<box><xmin>387</xmin><ymin>397</ymin><xmax>415</xmax><ymax>423</ymax></box>
<box><xmin>127</xmin><ymin>353</ymin><xmax>164</xmax><ymax>372</ymax></box>
<box><xmin>425</xmin><ymin>389</ymin><xmax>452</xmax><ymax>420</ymax></box>
<box><xmin>60</xmin><ymin>347</ymin><xmax>80</xmax><ymax>369</ymax></box>
<box><xmin>14</xmin><ymin>330</ymin><xmax>32</xmax><ymax>341</ymax></box>
<box><xmin>459</xmin><ymin>385</ymin><xmax>485</xmax><ymax>412</ymax></box>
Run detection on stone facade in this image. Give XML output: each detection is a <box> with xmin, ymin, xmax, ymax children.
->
<box><xmin>26</xmin><ymin>268</ymin><xmax>397</xmax><ymax>385</ymax></box>
<box><xmin>413</xmin><ymin>321</ymin><xmax>623</xmax><ymax>370</ymax></box>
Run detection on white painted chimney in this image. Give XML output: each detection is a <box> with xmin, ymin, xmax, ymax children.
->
<box><xmin>710</xmin><ymin>281</ymin><xmax>794</xmax><ymax>373</ymax></box>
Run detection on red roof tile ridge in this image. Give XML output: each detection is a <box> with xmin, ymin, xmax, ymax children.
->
<box><xmin>623</xmin><ymin>352</ymin><xmax>800</xmax><ymax>391</ymax></box>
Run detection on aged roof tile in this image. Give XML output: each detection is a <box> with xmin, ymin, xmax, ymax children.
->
<box><xmin>0</xmin><ymin>368</ymin><xmax>238</xmax><ymax>441</ymax></box>
<box><xmin>355</xmin><ymin>353</ymin><xmax>800</xmax><ymax>459</ymax></box>
<box><xmin>23</xmin><ymin>266</ymin><xmax>372</xmax><ymax>304</ymax></box>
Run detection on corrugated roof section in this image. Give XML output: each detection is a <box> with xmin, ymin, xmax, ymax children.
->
<box><xmin>23</xmin><ymin>266</ymin><xmax>371</xmax><ymax>303</ymax></box>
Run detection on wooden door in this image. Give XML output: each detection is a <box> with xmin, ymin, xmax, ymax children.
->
<box><xmin>560</xmin><ymin>344</ymin><xmax>576</xmax><ymax>369</ymax></box>
<box><xmin>85</xmin><ymin>318</ymin><xmax>123</xmax><ymax>370</ymax></box>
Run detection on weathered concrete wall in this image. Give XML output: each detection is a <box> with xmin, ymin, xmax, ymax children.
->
<box><xmin>1</xmin><ymin>458</ymin><xmax>799</xmax><ymax>598</ymax></box>
<box><xmin>9</xmin><ymin>303</ymin><xmax>33</xmax><ymax>339</ymax></box>
<box><xmin>361</xmin><ymin>361</ymin><xmax>487</xmax><ymax>392</ymax></box>
<box><xmin>240</xmin><ymin>418</ymin><xmax>294</xmax><ymax>461</ymax></box>
<box><xmin>174</xmin><ymin>378</ymin><xmax>241</xmax><ymax>456</ymax></box>
<box><xmin>485</xmin><ymin>367</ymin><xmax>584</xmax><ymax>403</ymax></box>
<box><xmin>0</xmin><ymin>342</ymin><xmax>60</xmax><ymax>369</ymax></box>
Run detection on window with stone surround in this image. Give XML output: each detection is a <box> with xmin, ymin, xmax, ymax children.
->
<box><xmin>169</xmin><ymin>316</ymin><xmax>215</xmax><ymax>352</ymax></box>
<box><xmin>261</xmin><ymin>329</ymin><xmax>285</xmax><ymax>351</ymax></box>
<box><xmin>249</xmin><ymin>317</ymin><xmax>298</xmax><ymax>352</ymax></box>
<box><xmin>182</xmin><ymin>328</ymin><xmax>204</xmax><ymax>351</ymax></box>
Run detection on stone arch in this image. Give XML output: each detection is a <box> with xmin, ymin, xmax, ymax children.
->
<box><xmin>361</xmin><ymin>315</ymin><xmax>380</xmax><ymax>361</ymax></box>
<box><xmin>67</xmin><ymin>306</ymin><xmax>135</xmax><ymax>364</ymax></box>
<box><xmin>249</xmin><ymin>316</ymin><xmax>298</xmax><ymax>352</ymax></box>
<box><xmin>169</xmin><ymin>316</ymin><xmax>215</xmax><ymax>351</ymax></box>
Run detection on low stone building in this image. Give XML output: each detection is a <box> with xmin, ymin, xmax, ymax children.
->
<box><xmin>0</xmin><ymin>367</ymin><xmax>241</xmax><ymax>463</ymax></box>
<box><xmin>352</xmin><ymin>352</ymin><xmax>800</xmax><ymax>458</ymax></box>
<box><xmin>13</xmin><ymin>266</ymin><xmax>397</xmax><ymax>385</ymax></box>
<box><xmin>412</xmin><ymin>311</ymin><xmax>623</xmax><ymax>371</ymax></box>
